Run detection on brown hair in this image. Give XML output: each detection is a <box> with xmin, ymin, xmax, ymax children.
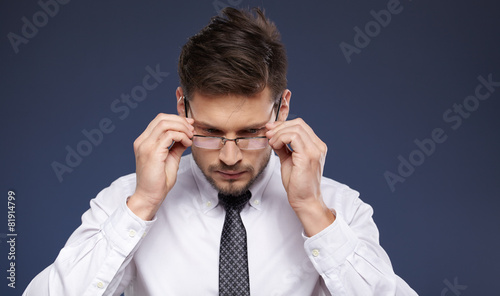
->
<box><xmin>178</xmin><ymin>7</ymin><xmax>287</xmax><ymax>103</ymax></box>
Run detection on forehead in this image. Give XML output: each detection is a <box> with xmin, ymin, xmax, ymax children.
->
<box><xmin>189</xmin><ymin>89</ymin><xmax>274</xmax><ymax>130</ymax></box>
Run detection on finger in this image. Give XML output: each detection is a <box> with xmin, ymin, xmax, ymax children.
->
<box><xmin>169</xmin><ymin>132</ymin><xmax>193</xmax><ymax>151</ymax></box>
<box><xmin>267</xmin><ymin>118</ymin><xmax>322</xmax><ymax>148</ymax></box>
<box><xmin>159</xmin><ymin>132</ymin><xmax>192</xmax><ymax>176</ymax></box>
<box><xmin>135</xmin><ymin>132</ymin><xmax>190</xmax><ymax>173</ymax></box>
<box><xmin>154</xmin><ymin>130</ymin><xmax>193</xmax><ymax>154</ymax></box>
<box><xmin>266</xmin><ymin>118</ymin><xmax>311</xmax><ymax>138</ymax></box>
<box><xmin>136</xmin><ymin>127</ymin><xmax>192</xmax><ymax>162</ymax></box>
<box><xmin>271</xmin><ymin>141</ymin><xmax>292</xmax><ymax>163</ymax></box>
<box><xmin>136</xmin><ymin>119</ymin><xmax>194</xmax><ymax>154</ymax></box>
<box><xmin>136</xmin><ymin>114</ymin><xmax>194</xmax><ymax>147</ymax></box>
<box><xmin>149</xmin><ymin>119</ymin><xmax>194</xmax><ymax>144</ymax></box>
<box><xmin>267</xmin><ymin>121</ymin><xmax>328</xmax><ymax>163</ymax></box>
<box><xmin>267</xmin><ymin>120</ymin><xmax>314</xmax><ymax>153</ymax></box>
<box><xmin>268</xmin><ymin>128</ymin><xmax>309</xmax><ymax>154</ymax></box>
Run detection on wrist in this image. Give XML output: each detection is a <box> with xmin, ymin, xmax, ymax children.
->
<box><xmin>127</xmin><ymin>193</ymin><xmax>160</xmax><ymax>221</ymax></box>
<box><xmin>293</xmin><ymin>198</ymin><xmax>336</xmax><ymax>237</ymax></box>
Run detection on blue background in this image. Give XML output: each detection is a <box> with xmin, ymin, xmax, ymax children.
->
<box><xmin>1</xmin><ymin>0</ymin><xmax>499</xmax><ymax>295</ymax></box>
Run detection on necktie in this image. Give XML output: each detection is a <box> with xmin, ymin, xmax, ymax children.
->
<box><xmin>218</xmin><ymin>190</ymin><xmax>252</xmax><ymax>296</ymax></box>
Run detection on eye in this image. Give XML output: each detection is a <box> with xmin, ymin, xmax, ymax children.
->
<box><xmin>204</xmin><ymin>128</ymin><xmax>222</xmax><ymax>135</ymax></box>
<box><xmin>240</xmin><ymin>128</ymin><xmax>262</xmax><ymax>137</ymax></box>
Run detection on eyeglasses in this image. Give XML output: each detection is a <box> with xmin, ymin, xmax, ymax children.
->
<box><xmin>184</xmin><ymin>93</ymin><xmax>283</xmax><ymax>150</ymax></box>
<box><xmin>192</xmin><ymin>135</ymin><xmax>268</xmax><ymax>150</ymax></box>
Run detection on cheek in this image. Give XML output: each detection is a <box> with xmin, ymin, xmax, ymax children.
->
<box><xmin>246</xmin><ymin>147</ymin><xmax>272</xmax><ymax>165</ymax></box>
<box><xmin>193</xmin><ymin>146</ymin><xmax>271</xmax><ymax>168</ymax></box>
<box><xmin>192</xmin><ymin>147</ymin><xmax>219</xmax><ymax>166</ymax></box>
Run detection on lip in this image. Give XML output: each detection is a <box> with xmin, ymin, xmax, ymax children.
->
<box><xmin>216</xmin><ymin>171</ymin><xmax>246</xmax><ymax>180</ymax></box>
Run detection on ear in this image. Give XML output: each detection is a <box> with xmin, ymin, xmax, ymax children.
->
<box><xmin>277</xmin><ymin>89</ymin><xmax>291</xmax><ymax>121</ymax></box>
<box><xmin>176</xmin><ymin>87</ymin><xmax>186</xmax><ymax>117</ymax></box>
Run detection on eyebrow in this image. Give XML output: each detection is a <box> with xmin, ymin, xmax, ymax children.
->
<box><xmin>193</xmin><ymin>120</ymin><xmax>269</xmax><ymax>132</ymax></box>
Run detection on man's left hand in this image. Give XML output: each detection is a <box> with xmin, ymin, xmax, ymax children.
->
<box><xmin>266</xmin><ymin>118</ymin><xmax>335</xmax><ymax>236</ymax></box>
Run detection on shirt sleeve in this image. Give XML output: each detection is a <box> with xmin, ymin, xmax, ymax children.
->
<box><xmin>303</xmin><ymin>187</ymin><xmax>418</xmax><ymax>296</ymax></box>
<box><xmin>23</xmin><ymin>175</ymin><xmax>155</xmax><ymax>296</ymax></box>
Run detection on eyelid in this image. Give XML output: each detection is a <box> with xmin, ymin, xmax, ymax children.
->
<box><xmin>205</xmin><ymin>128</ymin><xmax>223</xmax><ymax>134</ymax></box>
<box><xmin>195</xmin><ymin>124</ymin><xmax>267</xmax><ymax>135</ymax></box>
<box><xmin>241</xmin><ymin>126</ymin><xmax>268</xmax><ymax>135</ymax></box>
<box><xmin>246</xmin><ymin>126</ymin><xmax>266</xmax><ymax>132</ymax></box>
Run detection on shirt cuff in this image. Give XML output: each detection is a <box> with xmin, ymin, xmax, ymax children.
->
<box><xmin>303</xmin><ymin>214</ymin><xmax>359</xmax><ymax>274</ymax></box>
<box><xmin>102</xmin><ymin>198</ymin><xmax>156</xmax><ymax>256</ymax></box>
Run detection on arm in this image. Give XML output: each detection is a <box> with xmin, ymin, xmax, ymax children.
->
<box><xmin>23</xmin><ymin>176</ymin><xmax>154</xmax><ymax>296</ymax></box>
<box><xmin>24</xmin><ymin>113</ymin><xmax>194</xmax><ymax>295</ymax></box>
<box><xmin>266</xmin><ymin>116</ymin><xmax>417</xmax><ymax>295</ymax></box>
<box><xmin>304</xmin><ymin>186</ymin><xmax>418</xmax><ymax>295</ymax></box>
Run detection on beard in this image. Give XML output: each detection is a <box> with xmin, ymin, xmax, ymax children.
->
<box><xmin>192</xmin><ymin>149</ymin><xmax>272</xmax><ymax>196</ymax></box>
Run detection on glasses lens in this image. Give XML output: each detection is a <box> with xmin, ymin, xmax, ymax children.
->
<box><xmin>238</xmin><ymin>137</ymin><xmax>268</xmax><ymax>150</ymax></box>
<box><xmin>192</xmin><ymin>136</ymin><xmax>222</xmax><ymax>149</ymax></box>
<box><xmin>192</xmin><ymin>136</ymin><xmax>268</xmax><ymax>150</ymax></box>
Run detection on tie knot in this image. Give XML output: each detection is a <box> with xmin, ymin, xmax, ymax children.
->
<box><xmin>218</xmin><ymin>190</ymin><xmax>252</xmax><ymax>213</ymax></box>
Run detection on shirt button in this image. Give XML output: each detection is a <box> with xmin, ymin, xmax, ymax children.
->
<box><xmin>206</xmin><ymin>201</ymin><xmax>212</xmax><ymax>207</ymax></box>
<box><xmin>253</xmin><ymin>200</ymin><xmax>260</xmax><ymax>205</ymax></box>
<box><xmin>312</xmin><ymin>249</ymin><xmax>320</xmax><ymax>257</ymax></box>
<box><xmin>97</xmin><ymin>281</ymin><xmax>104</xmax><ymax>289</ymax></box>
<box><xmin>128</xmin><ymin>229</ymin><xmax>136</xmax><ymax>238</ymax></box>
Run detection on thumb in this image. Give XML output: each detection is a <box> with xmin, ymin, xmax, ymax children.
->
<box><xmin>168</xmin><ymin>140</ymin><xmax>190</xmax><ymax>161</ymax></box>
<box><xmin>272</xmin><ymin>144</ymin><xmax>292</xmax><ymax>164</ymax></box>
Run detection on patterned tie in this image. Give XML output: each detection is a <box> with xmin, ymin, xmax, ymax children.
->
<box><xmin>218</xmin><ymin>190</ymin><xmax>252</xmax><ymax>296</ymax></box>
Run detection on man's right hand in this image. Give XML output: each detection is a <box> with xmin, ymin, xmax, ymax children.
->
<box><xmin>127</xmin><ymin>113</ymin><xmax>194</xmax><ymax>221</ymax></box>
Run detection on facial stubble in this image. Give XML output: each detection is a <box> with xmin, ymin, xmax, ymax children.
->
<box><xmin>192</xmin><ymin>148</ymin><xmax>272</xmax><ymax>196</ymax></box>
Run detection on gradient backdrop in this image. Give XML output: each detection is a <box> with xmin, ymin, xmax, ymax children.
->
<box><xmin>1</xmin><ymin>0</ymin><xmax>499</xmax><ymax>295</ymax></box>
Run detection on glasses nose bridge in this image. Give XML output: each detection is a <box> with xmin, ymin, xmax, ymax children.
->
<box><xmin>221</xmin><ymin>137</ymin><xmax>240</xmax><ymax>147</ymax></box>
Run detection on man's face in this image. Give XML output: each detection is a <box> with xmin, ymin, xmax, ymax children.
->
<box><xmin>187</xmin><ymin>88</ymin><xmax>276</xmax><ymax>196</ymax></box>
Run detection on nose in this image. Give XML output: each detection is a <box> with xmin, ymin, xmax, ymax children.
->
<box><xmin>218</xmin><ymin>140</ymin><xmax>243</xmax><ymax>166</ymax></box>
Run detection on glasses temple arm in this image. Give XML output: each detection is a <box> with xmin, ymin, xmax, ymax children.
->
<box><xmin>275</xmin><ymin>95</ymin><xmax>283</xmax><ymax>122</ymax></box>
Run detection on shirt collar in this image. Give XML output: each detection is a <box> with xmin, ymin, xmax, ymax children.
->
<box><xmin>190</xmin><ymin>152</ymin><xmax>277</xmax><ymax>213</ymax></box>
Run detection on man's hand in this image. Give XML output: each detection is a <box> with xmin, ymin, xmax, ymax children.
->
<box><xmin>127</xmin><ymin>114</ymin><xmax>194</xmax><ymax>221</ymax></box>
<box><xmin>266</xmin><ymin>118</ymin><xmax>335</xmax><ymax>236</ymax></box>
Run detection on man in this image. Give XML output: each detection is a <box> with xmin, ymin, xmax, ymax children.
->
<box><xmin>24</xmin><ymin>7</ymin><xmax>417</xmax><ymax>295</ymax></box>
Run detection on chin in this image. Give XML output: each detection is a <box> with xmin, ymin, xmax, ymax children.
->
<box><xmin>192</xmin><ymin>148</ymin><xmax>272</xmax><ymax>196</ymax></box>
<box><xmin>213</xmin><ymin>179</ymin><xmax>251</xmax><ymax>196</ymax></box>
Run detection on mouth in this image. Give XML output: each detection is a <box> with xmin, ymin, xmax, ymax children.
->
<box><xmin>216</xmin><ymin>170</ymin><xmax>247</xmax><ymax>180</ymax></box>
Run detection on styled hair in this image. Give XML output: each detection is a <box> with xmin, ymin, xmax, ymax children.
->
<box><xmin>178</xmin><ymin>7</ymin><xmax>288</xmax><ymax>103</ymax></box>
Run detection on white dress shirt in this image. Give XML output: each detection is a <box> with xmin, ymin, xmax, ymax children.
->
<box><xmin>23</xmin><ymin>153</ymin><xmax>418</xmax><ymax>295</ymax></box>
